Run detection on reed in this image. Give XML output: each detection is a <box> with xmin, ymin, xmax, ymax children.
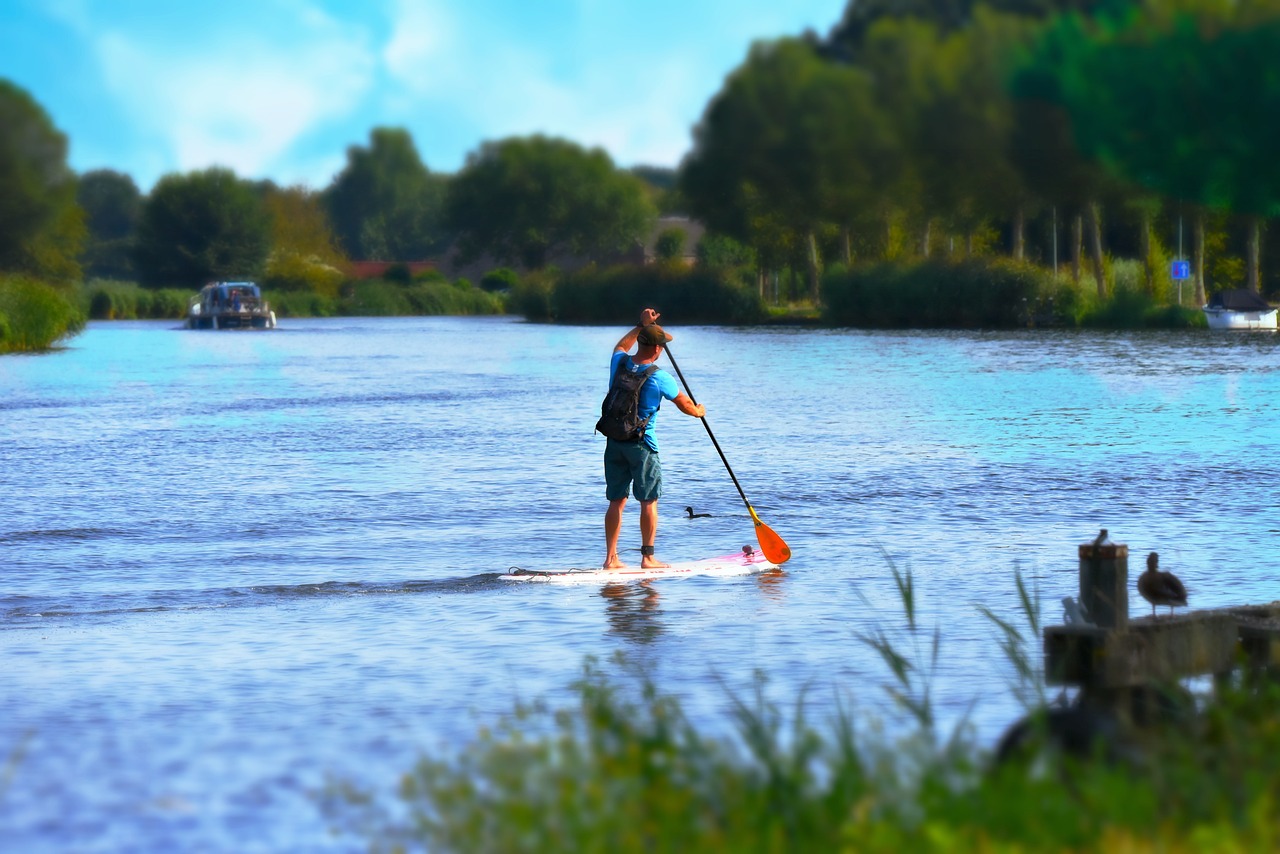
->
<box><xmin>0</xmin><ymin>275</ymin><xmax>85</xmax><ymax>353</ymax></box>
<box><xmin>328</xmin><ymin>566</ymin><xmax>1280</xmax><ymax>853</ymax></box>
<box><xmin>82</xmin><ymin>280</ymin><xmax>189</xmax><ymax>320</ymax></box>
<box><xmin>338</xmin><ymin>279</ymin><xmax>505</xmax><ymax>317</ymax></box>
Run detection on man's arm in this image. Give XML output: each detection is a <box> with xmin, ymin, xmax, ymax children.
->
<box><xmin>672</xmin><ymin>392</ymin><xmax>705</xmax><ymax>419</ymax></box>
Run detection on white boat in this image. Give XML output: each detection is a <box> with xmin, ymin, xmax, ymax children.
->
<box><xmin>186</xmin><ymin>281</ymin><xmax>277</xmax><ymax>330</ymax></box>
<box><xmin>1202</xmin><ymin>289</ymin><xmax>1277</xmax><ymax>330</ymax></box>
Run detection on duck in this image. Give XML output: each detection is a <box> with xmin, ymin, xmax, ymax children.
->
<box><xmin>1137</xmin><ymin>552</ymin><xmax>1187</xmax><ymax>618</ymax></box>
<box><xmin>685</xmin><ymin>506</ymin><xmax>711</xmax><ymax>519</ymax></box>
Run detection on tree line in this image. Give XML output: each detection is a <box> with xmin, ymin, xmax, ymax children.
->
<box><xmin>3</xmin><ymin>0</ymin><xmax>1280</xmax><ymax>331</ymax></box>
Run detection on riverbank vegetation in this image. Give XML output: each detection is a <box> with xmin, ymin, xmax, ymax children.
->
<box><xmin>5</xmin><ymin>1</ymin><xmax>1280</xmax><ymax>343</ymax></box>
<box><xmin>331</xmin><ymin>570</ymin><xmax>1280</xmax><ymax>852</ymax></box>
<box><xmin>0</xmin><ymin>275</ymin><xmax>85</xmax><ymax>353</ymax></box>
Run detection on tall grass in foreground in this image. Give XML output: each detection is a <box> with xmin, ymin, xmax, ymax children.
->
<box><xmin>328</xmin><ymin>567</ymin><xmax>1280</xmax><ymax>852</ymax></box>
<box><xmin>0</xmin><ymin>275</ymin><xmax>85</xmax><ymax>353</ymax></box>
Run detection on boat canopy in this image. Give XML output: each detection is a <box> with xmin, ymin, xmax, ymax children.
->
<box><xmin>200</xmin><ymin>281</ymin><xmax>261</xmax><ymax>299</ymax></box>
<box><xmin>1207</xmin><ymin>289</ymin><xmax>1272</xmax><ymax>311</ymax></box>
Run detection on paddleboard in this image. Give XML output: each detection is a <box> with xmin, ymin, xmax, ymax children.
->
<box><xmin>500</xmin><ymin>547</ymin><xmax>779</xmax><ymax>583</ymax></box>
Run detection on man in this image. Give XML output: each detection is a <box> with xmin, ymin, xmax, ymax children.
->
<box><xmin>603</xmin><ymin>308</ymin><xmax>705</xmax><ymax>569</ymax></box>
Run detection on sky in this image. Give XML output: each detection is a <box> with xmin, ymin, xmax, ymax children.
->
<box><xmin>0</xmin><ymin>0</ymin><xmax>849</xmax><ymax>193</ymax></box>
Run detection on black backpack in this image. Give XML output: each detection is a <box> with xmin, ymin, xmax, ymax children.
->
<box><xmin>595</xmin><ymin>356</ymin><xmax>659</xmax><ymax>442</ymax></box>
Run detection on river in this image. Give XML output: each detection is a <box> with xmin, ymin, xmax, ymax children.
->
<box><xmin>3</xmin><ymin>316</ymin><xmax>1279</xmax><ymax>851</ymax></box>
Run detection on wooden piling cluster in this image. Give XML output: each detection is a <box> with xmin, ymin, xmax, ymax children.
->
<box><xmin>1044</xmin><ymin>532</ymin><xmax>1280</xmax><ymax>692</ymax></box>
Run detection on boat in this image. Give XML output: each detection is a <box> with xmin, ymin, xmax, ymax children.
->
<box><xmin>186</xmin><ymin>281</ymin><xmax>277</xmax><ymax>329</ymax></box>
<box><xmin>1202</xmin><ymin>288</ymin><xmax>1277</xmax><ymax>330</ymax></box>
<box><xmin>499</xmin><ymin>546</ymin><xmax>779</xmax><ymax>584</ymax></box>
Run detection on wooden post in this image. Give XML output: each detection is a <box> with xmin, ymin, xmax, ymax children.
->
<box><xmin>1078</xmin><ymin>529</ymin><xmax>1128</xmax><ymax>632</ymax></box>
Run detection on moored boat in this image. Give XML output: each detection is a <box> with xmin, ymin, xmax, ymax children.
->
<box><xmin>1202</xmin><ymin>288</ymin><xmax>1277</xmax><ymax>330</ymax></box>
<box><xmin>186</xmin><ymin>281</ymin><xmax>277</xmax><ymax>330</ymax></box>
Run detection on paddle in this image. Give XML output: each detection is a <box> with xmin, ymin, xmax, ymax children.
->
<box><xmin>661</xmin><ymin>343</ymin><xmax>792</xmax><ymax>565</ymax></box>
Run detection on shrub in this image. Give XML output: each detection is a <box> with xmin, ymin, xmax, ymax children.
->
<box><xmin>654</xmin><ymin>227</ymin><xmax>686</xmax><ymax>261</ymax></box>
<box><xmin>0</xmin><ymin>275</ymin><xmax>86</xmax><ymax>352</ymax></box>
<box><xmin>548</xmin><ymin>264</ymin><xmax>766</xmax><ymax>324</ymax></box>
<box><xmin>822</xmin><ymin>258</ymin><xmax>1050</xmax><ymax>328</ymax></box>
<box><xmin>262</xmin><ymin>252</ymin><xmax>345</xmax><ymax>297</ymax></box>
<box><xmin>81</xmin><ymin>280</ymin><xmax>189</xmax><ymax>319</ymax></box>
<box><xmin>480</xmin><ymin>267</ymin><xmax>520</xmax><ymax>292</ymax></box>
<box><xmin>509</xmin><ymin>271</ymin><xmax>556</xmax><ymax>321</ymax></box>
<box><xmin>383</xmin><ymin>263</ymin><xmax>412</xmax><ymax>285</ymax></box>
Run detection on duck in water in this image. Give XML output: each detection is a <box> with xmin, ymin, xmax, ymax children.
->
<box><xmin>685</xmin><ymin>506</ymin><xmax>711</xmax><ymax>519</ymax></box>
<box><xmin>1137</xmin><ymin>552</ymin><xmax>1188</xmax><ymax>618</ymax></box>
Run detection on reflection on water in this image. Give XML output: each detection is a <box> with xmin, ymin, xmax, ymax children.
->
<box><xmin>601</xmin><ymin>581</ymin><xmax>663</xmax><ymax>644</ymax></box>
<box><xmin>753</xmin><ymin>569</ymin><xmax>789</xmax><ymax>600</ymax></box>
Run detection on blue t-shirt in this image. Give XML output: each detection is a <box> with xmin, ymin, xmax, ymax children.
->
<box><xmin>609</xmin><ymin>351</ymin><xmax>679</xmax><ymax>452</ymax></box>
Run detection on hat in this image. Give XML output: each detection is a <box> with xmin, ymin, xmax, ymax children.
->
<box><xmin>637</xmin><ymin>324</ymin><xmax>672</xmax><ymax>345</ymax></box>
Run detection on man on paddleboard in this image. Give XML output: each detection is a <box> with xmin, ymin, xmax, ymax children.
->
<box><xmin>602</xmin><ymin>308</ymin><xmax>704</xmax><ymax>569</ymax></box>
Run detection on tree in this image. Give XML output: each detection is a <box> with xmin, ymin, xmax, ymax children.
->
<box><xmin>1029</xmin><ymin>6</ymin><xmax>1280</xmax><ymax>294</ymax></box>
<box><xmin>133</xmin><ymin>167</ymin><xmax>271</xmax><ymax>288</ymax></box>
<box><xmin>445</xmin><ymin>135</ymin><xmax>655</xmax><ymax>270</ymax></box>
<box><xmin>262</xmin><ymin>185</ymin><xmax>348</xmax><ymax>295</ymax></box>
<box><xmin>77</xmin><ymin>169</ymin><xmax>142</xmax><ymax>280</ymax></box>
<box><xmin>654</xmin><ymin>228</ymin><xmax>686</xmax><ymax>261</ymax></box>
<box><xmin>324</xmin><ymin>127</ymin><xmax>450</xmax><ymax>261</ymax></box>
<box><xmin>681</xmin><ymin>38</ymin><xmax>898</xmax><ymax>298</ymax></box>
<box><xmin>0</xmin><ymin>80</ymin><xmax>80</xmax><ymax>278</ymax></box>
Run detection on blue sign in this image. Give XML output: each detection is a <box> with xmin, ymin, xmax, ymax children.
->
<box><xmin>1171</xmin><ymin>260</ymin><xmax>1191</xmax><ymax>280</ymax></box>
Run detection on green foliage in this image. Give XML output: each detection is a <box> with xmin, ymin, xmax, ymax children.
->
<box><xmin>0</xmin><ymin>275</ymin><xmax>85</xmax><ymax>352</ymax></box>
<box><xmin>446</xmin><ymin>134</ymin><xmax>656</xmax><ymax>270</ymax></box>
<box><xmin>261</xmin><ymin>252</ymin><xmax>345</xmax><ymax>295</ymax></box>
<box><xmin>0</xmin><ymin>81</ymin><xmax>79</xmax><ymax>275</ymax></box>
<box><xmin>547</xmin><ymin>265</ymin><xmax>767</xmax><ymax>324</ymax></box>
<box><xmin>329</xmin><ymin>567</ymin><xmax>1280</xmax><ymax>854</ymax></box>
<box><xmin>654</xmin><ymin>227</ymin><xmax>686</xmax><ymax>261</ymax></box>
<box><xmin>697</xmin><ymin>233</ymin><xmax>756</xmax><ymax>270</ymax></box>
<box><xmin>133</xmin><ymin>167</ymin><xmax>271</xmax><ymax>288</ymax></box>
<box><xmin>681</xmin><ymin>37</ymin><xmax>898</xmax><ymax>278</ymax></box>
<box><xmin>324</xmin><ymin>127</ymin><xmax>451</xmax><ymax>260</ymax></box>
<box><xmin>339</xmin><ymin>279</ymin><xmax>503</xmax><ymax>317</ymax></box>
<box><xmin>822</xmin><ymin>258</ymin><xmax>1049</xmax><ymax>328</ymax></box>
<box><xmin>480</xmin><ymin>267</ymin><xmax>519</xmax><ymax>292</ymax></box>
<box><xmin>1079</xmin><ymin>283</ymin><xmax>1206</xmax><ymax>329</ymax></box>
<box><xmin>268</xmin><ymin>290</ymin><xmax>339</xmax><ymax>318</ymax></box>
<box><xmin>77</xmin><ymin>169</ymin><xmax>141</xmax><ymax>280</ymax></box>
<box><xmin>1040</xmin><ymin>10</ymin><xmax>1280</xmax><ymax>218</ymax></box>
<box><xmin>383</xmin><ymin>262</ymin><xmax>413</xmax><ymax>285</ymax></box>
<box><xmin>508</xmin><ymin>271</ymin><xmax>556</xmax><ymax>321</ymax></box>
<box><xmin>81</xmin><ymin>280</ymin><xmax>188</xmax><ymax>320</ymax></box>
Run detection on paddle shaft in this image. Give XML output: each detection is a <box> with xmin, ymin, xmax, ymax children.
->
<box><xmin>660</xmin><ymin>344</ymin><xmax>755</xmax><ymax>512</ymax></box>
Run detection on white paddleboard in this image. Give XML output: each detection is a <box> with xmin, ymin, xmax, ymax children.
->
<box><xmin>500</xmin><ymin>548</ymin><xmax>779</xmax><ymax>583</ymax></box>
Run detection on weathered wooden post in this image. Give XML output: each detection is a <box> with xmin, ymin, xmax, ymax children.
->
<box><xmin>1078</xmin><ymin>529</ymin><xmax>1128</xmax><ymax>631</ymax></box>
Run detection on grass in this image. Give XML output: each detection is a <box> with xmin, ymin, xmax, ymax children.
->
<box><xmin>0</xmin><ymin>275</ymin><xmax>85</xmax><ymax>352</ymax></box>
<box><xmin>326</xmin><ymin>565</ymin><xmax>1280</xmax><ymax>852</ymax></box>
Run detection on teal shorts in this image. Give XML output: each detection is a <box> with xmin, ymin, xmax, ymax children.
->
<box><xmin>604</xmin><ymin>439</ymin><xmax>662</xmax><ymax>502</ymax></box>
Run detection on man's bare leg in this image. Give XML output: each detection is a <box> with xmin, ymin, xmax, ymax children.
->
<box><xmin>639</xmin><ymin>499</ymin><xmax>669</xmax><ymax>568</ymax></box>
<box><xmin>604</xmin><ymin>497</ymin><xmax>627</xmax><ymax>568</ymax></box>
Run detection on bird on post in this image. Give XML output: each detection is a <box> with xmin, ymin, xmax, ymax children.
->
<box><xmin>1137</xmin><ymin>552</ymin><xmax>1187</xmax><ymax>618</ymax></box>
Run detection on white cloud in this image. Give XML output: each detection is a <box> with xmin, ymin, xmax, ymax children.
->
<box><xmin>379</xmin><ymin>0</ymin><xmax>706</xmax><ymax>168</ymax></box>
<box><xmin>91</xmin><ymin>13</ymin><xmax>375</xmax><ymax>186</ymax></box>
<box><xmin>382</xmin><ymin>0</ymin><xmax>454</xmax><ymax>90</ymax></box>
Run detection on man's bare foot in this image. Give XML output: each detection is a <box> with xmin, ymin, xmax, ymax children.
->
<box><xmin>603</xmin><ymin>555</ymin><xmax>627</xmax><ymax>569</ymax></box>
<box><xmin>641</xmin><ymin>556</ymin><xmax>670</xmax><ymax>569</ymax></box>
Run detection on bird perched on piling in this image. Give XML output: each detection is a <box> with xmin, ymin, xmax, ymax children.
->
<box><xmin>685</xmin><ymin>506</ymin><xmax>711</xmax><ymax>519</ymax></box>
<box><xmin>1137</xmin><ymin>552</ymin><xmax>1187</xmax><ymax>618</ymax></box>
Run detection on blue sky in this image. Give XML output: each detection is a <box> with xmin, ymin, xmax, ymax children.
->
<box><xmin>0</xmin><ymin>0</ymin><xmax>848</xmax><ymax>192</ymax></box>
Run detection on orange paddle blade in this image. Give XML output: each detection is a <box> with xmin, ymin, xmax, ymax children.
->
<box><xmin>749</xmin><ymin>508</ymin><xmax>791</xmax><ymax>564</ymax></box>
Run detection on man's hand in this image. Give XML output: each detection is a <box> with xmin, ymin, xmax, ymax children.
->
<box><xmin>641</xmin><ymin>308</ymin><xmax>660</xmax><ymax>327</ymax></box>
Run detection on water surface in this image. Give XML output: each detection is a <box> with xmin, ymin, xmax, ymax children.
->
<box><xmin>4</xmin><ymin>317</ymin><xmax>1280</xmax><ymax>850</ymax></box>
